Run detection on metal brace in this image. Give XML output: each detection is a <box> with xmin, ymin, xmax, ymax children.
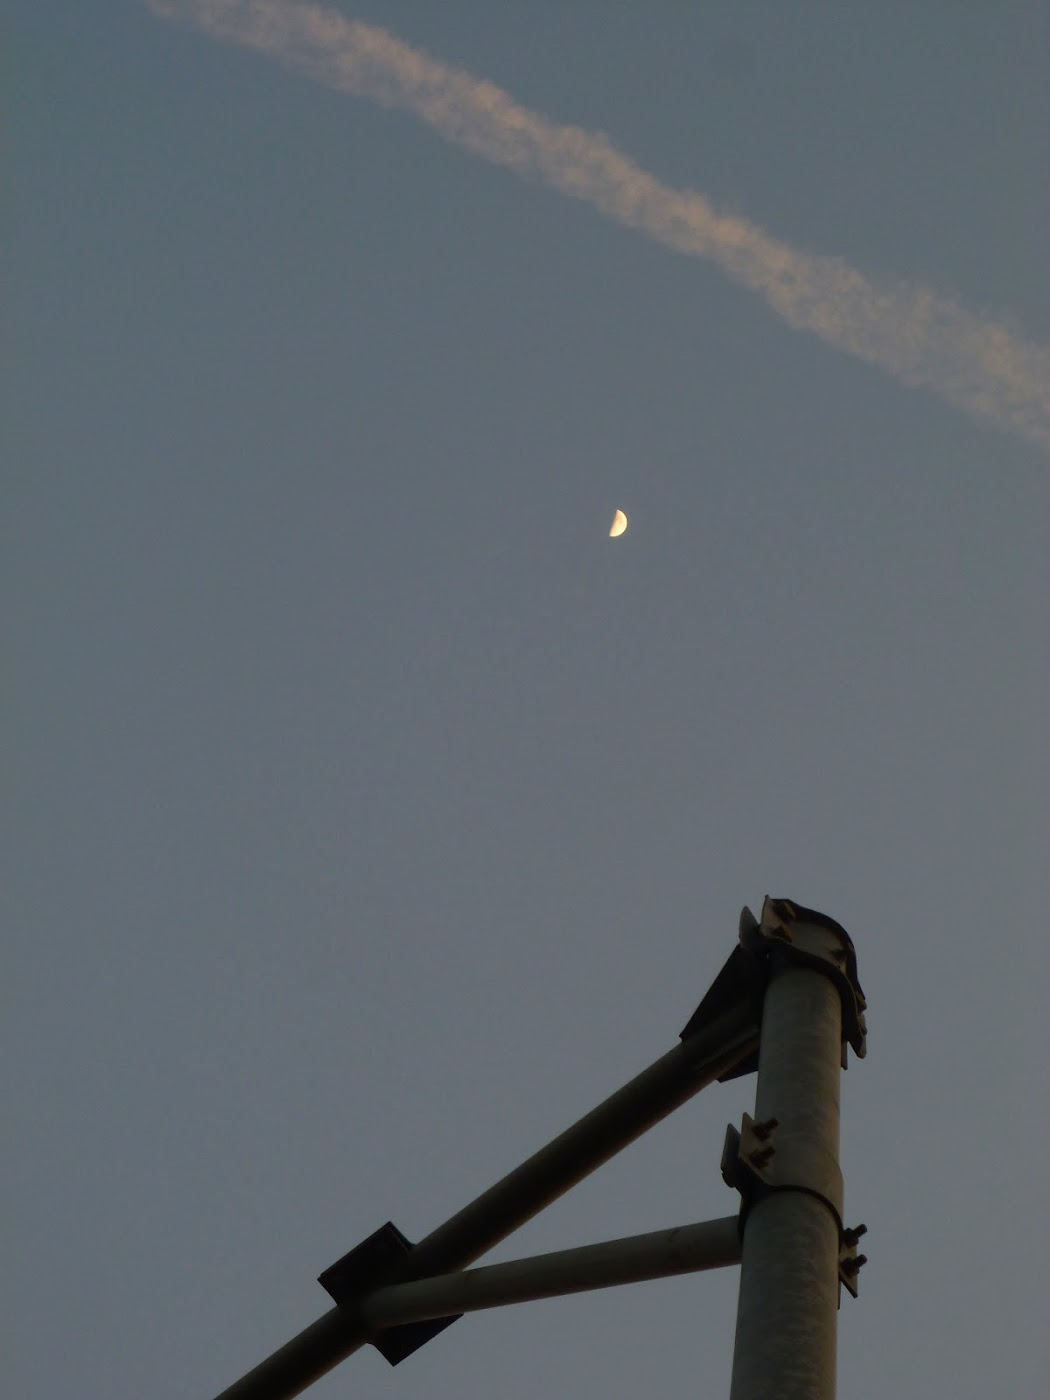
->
<box><xmin>721</xmin><ymin>1114</ymin><xmax>868</xmax><ymax>1303</ymax></box>
<box><xmin>838</xmin><ymin>1223</ymin><xmax>869</xmax><ymax>1299</ymax></box>
<box><xmin>681</xmin><ymin>898</ymin><xmax>867</xmax><ymax>1079</ymax></box>
<box><xmin>757</xmin><ymin>897</ymin><xmax>867</xmax><ymax>1068</ymax></box>
<box><xmin>319</xmin><ymin>1222</ymin><xmax>461</xmax><ymax>1364</ymax></box>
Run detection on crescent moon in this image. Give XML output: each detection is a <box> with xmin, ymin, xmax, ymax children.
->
<box><xmin>609</xmin><ymin>509</ymin><xmax>628</xmax><ymax>537</ymax></box>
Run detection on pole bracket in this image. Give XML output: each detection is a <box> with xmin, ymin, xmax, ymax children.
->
<box><xmin>721</xmin><ymin>1115</ymin><xmax>868</xmax><ymax>1304</ymax></box>
<box><xmin>679</xmin><ymin>897</ymin><xmax>866</xmax><ymax>1083</ymax></box>
<box><xmin>756</xmin><ymin>897</ymin><xmax>867</xmax><ymax>1066</ymax></box>
<box><xmin>318</xmin><ymin>1222</ymin><xmax>460</xmax><ymax>1364</ymax></box>
<box><xmin>838</xmin><ymin>1223</ymin><xmax>869</xmax><ymax>1299</ymax></box>
<box><xmin>720</xmin><ymin>1111</ymin><xmax>844</xmax><ymax>1230</ymax></box>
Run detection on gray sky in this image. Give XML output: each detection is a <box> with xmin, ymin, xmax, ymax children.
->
<box><xmin>5</xmin><ymin>4</ymin><xmax>1048</xmax><ymax>1398</ymax></box>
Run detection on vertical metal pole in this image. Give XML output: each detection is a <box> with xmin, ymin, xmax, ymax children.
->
<box><xmin>728</xmin><ymin>961</ymin><xmax>843</xmax><ymax>1400</ymax></box>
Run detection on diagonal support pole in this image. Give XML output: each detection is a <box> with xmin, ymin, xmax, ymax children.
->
<box><xmin>214</xmin><ymin>996</ymin><xmax>760</xmax><ymax>1400</ymax></box>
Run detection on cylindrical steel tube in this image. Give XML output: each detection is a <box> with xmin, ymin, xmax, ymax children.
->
<box><xmin>729</xmin><ymin>964</ymin><xmax>843</xmax><ymax>1400</ymax></box>
<box><xmin>361</xmin><ymin>1216</ymin><xmax>742</xmax><ymax>1327</ymax></box>
<box><xmin>409</xmin><ymin>1002</ymin><xmax>757</xmax><ymax>1278</ymax></box>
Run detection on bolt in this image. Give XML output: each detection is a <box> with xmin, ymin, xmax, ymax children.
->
<box><xmin>747</xmin><ymin>1145</ymin><xmax>775</xmax><ymax>1170</ymax></box>
<box><xmin>843</xmin><ymin>1224</ymin><xmax>868</xmax><ymax>1246</ymax></box>
<box><xmin>751</xmin><ymin>1117</ymin><xmax>779</xmax><ymax>1142</ymax></box>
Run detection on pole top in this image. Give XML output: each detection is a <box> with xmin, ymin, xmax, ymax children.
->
<box><xmin>756</xmin><ymin>897</ymin><xmax>867</xmax><ymax>1062</ymax></box>
<box><xmin>680</xmin><ymin>898</ymin><xmax>867</xmax><ymax>1073</ymax></box>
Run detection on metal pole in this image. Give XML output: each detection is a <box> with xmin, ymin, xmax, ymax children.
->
<box><xmin>408</xmin><ymin>1002</ymin><xmax>756</xmax><ymax>1278</ymax></box>
<box><xmin>361</xmin><ymin>1217</ymin><xmax>742</xmax><ymax>1328</ymax></box>
<box><xmin>214</xmin><ymin>999</ymin><xmax>758</xmax><ymax>1400</ymax></box>
<box><xmin>728</xmin><ymin>961</ymin><xmax>843</xmax><ymax>1400</ymax></box>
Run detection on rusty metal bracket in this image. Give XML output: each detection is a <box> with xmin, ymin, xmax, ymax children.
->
<box><xmin>720</xmin><ymin>1111</ymin><xmax>844</xmax><ymax>1230</ymax></box>
<box><xmin>681</xmin><ymin>898</ymin><xmax>867</xmax><ymax>1080</ymax></box>
<box><xmin>758</xmin><ymin>897</ymin><xmax>867</xmax><ymax>1065</ymax></box>
<box><xmin>721</xmin><ymin>1115</ymin><xmax>867</xmax><ymax>1305</ymax></box>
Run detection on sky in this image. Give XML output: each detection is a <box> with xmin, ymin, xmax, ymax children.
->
<box><xmin>4</xmin><ymin>3</ymin><xmax>1048</xmax><ymax>1398</ymax></box>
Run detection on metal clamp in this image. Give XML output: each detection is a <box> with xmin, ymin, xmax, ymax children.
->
<box><xmin>721</xmin><ymin>1112</ymin><xmax>842</xmax><ymax>1230</ymax></box>
<box><xmin>319</xmin><ymin>1222</ymin><xmax>460</xmax><ymax>1364</ymax></box>
<box><xmin>680</xmin><ymin>897</ymin><xmax>867</xmax><ymax>1079</ymax></box>
<box><xmin>722</xmin><ymin>1116</ymin><xmax>867</xmax><ymax>1303</ymax></box>
<box><xmin>755</xmin><ymin>897</ymin><xmax>867</xmax><ymax>1065</ymax></box>
<box><xmin>839</xmin><ymin>1223</ymin><xmax>869</xmax><ymax>1299</ymax></box>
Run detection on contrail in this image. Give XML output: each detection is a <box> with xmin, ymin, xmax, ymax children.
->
<box><xmin>148</xmin><ymin>0</ymin><xmax>1050</xmax><ymax>450</ymax></box>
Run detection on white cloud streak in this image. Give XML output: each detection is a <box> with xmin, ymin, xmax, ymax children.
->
<box><xmin>149</xmin><ymin>0</ymin><xmax>1050</xmax><ymax>450</ymax></box>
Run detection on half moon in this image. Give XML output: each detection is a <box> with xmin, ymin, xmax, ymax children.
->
<box><xmin>609</xmin><ymin>509</ymin><xmax>628</xmax><ymax>538</ymax></box>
